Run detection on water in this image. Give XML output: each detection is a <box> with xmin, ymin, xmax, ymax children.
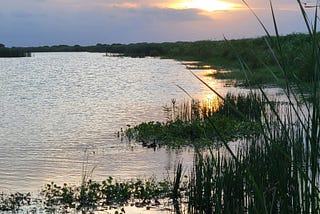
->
<box><xmin>0</xmin><ymin>52</ymin><xmax>238</xmax><ymax>194</ymax></box>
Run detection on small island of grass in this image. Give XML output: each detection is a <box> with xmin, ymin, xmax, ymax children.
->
<box><xmin>125</xmin><ymin>93</ymin><xmax>263</xmax><ymax>148</ymax></box>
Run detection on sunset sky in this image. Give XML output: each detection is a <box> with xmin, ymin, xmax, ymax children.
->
<box><xmin>0</xmin><ymin>0</ymin><xmax>316</xmax><ymax>46</ymax></box>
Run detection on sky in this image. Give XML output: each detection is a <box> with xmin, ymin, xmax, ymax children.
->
<box><xmin>0</xmin><ymin>0</ymin><xmax>317</xmax><ymax>47</ymax></box>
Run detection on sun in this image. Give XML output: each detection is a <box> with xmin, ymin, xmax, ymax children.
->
<box><xmin>172</xmin><ymin>0</ymin><xmax>236</xmax><ymax>12</ymax></box>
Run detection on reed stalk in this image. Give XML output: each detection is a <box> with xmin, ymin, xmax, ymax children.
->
<box><xmin>184</xmin><ymin>1</ymin><xmax>320</xmax><ymax>213</ymax></box>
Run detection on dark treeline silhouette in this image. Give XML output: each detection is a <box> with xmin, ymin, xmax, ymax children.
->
<box><xmin>3</xmin><ymin>33</ymin><xmax>316</xmax><ymax>81</ymax></box>
<box><xmin>23</xmin><ymin>44</ymin><xmax>107</xmax><ymax>53</ymax></box>
<box><xmin>0</xmin><ymin>43</ymin><xmax>31</xmax><ymax>57</ymax></box>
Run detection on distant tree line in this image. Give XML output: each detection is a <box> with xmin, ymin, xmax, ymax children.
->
<box><xmin>2</xmin><ymin>33</ymin><xmax>317</xmax><ymax>81</ymax></box>
<box><xmin>22</xmin><ymin>44</ymin><xmax>107</xmax><ymax>53</ymax></box>
<box><xmin>0</xmin><ymin>44</ymin><xmax>31</xmax><ymax>57</ymax></box>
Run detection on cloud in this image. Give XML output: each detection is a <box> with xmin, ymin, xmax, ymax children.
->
<box><xmin>0</xmin><ymin>3</ymin><xmax>208</xmax><ymax>46</ymax></box>
<box><xmin>0</xmin><ymin>0</ymin><xmax>316</xmax><ymax>46</ymax></box>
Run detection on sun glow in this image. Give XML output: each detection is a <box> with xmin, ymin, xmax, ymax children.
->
<box><xmin>172</xmin><ymin>0</ymin><xmax>236</xmax><ymax>12</ymax></box>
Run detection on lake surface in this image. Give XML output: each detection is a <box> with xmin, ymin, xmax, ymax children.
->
<box><xmin>0</xmin><ymin>52</ymin><xmax>241</xmax><ymax>193</ymax></box>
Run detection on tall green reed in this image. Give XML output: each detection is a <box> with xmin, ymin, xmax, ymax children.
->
<box><xmin>184</xmin><ymin>1</ymin><xmax>320</xmax><ymax>213</ymax></box>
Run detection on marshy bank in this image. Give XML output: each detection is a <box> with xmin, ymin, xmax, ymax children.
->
<box><xmin>103</xmin><ymin>32</ymin><xmax>318</xmax><ymax>85</ymax></box>
<box><xmin>121</xmin><ymin>70</ymin><xmax>319</xmax><ymax>213</ymax></box>
<box><xmin>16</xmin><ymin>32</ymin><xmax>318</xmax><ymax>86</ymax></box>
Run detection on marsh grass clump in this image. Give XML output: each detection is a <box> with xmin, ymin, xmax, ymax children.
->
<box><xmin>125</xmin><ymin>92</ymin><xmax>264</xmax><ymax>148</ymax></box>
<box><xmin>186</xmin><ymin>121</ymin><xmax>306</xmax><ymax>213</ymax></box>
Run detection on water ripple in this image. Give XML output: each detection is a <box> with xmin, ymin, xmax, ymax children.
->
<box><xmin>0</xmin><ymin>53</ymin><xmax>210</xmax><ymax>192</ymax></box>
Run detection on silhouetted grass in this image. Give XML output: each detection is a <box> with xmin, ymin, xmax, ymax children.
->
<box><xmin>187</xmin><ymin>119</ymin><xmax>308</xmax><ymax>213</ymax></box>
<box><xmin>181</xmin><ymin>0</ymin><xmax>320</xmax><ymax>213</ymax></box>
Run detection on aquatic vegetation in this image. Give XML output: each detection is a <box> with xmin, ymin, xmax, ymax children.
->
<box><xmin>39</xmin><ymin>151</ymin><xmax>174</xmax><ymax>212</ymax></box>
<box><xmin>40</xmin><ymin>176</ymin><xmax>174</xmax><ymax>213</ymax></box>
<box><xmin>125</xmin><ymin>93</ymin><xmax>263</xmax><ymax>148</ymax></box>
<box><xmin>0</xmin><ymin>192</ymin><xmax>31</xmax><ymax>212</ymax></box>
<box><xmin>185</xmin><ymin>120</ymin><xmax>307</xmax><ymax>213</ymax></box>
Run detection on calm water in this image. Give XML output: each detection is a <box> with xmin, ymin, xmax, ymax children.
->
<box><xmin>0</xmin><ymin>52</ymin><xmax>237</xmax><ymax>193</ymax></box>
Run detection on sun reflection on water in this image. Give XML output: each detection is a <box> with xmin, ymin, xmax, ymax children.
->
<box><xmin>204</xmin><ymin>93</ymin><xmax>220</xmax><ymax>112</ymax></box>
<box><xmin>185</xmin><ymin>66</ymin><xmax>233</xmax><ymax>114</ymax></box>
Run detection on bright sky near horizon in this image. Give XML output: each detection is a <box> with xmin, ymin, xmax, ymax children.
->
<box><xmin>0</xmin><ymin>0</ymin><xmax>316</xmax><ymax>46</ymax></box>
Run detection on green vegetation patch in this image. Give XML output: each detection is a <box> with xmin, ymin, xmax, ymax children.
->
<box><xmin>125</xmin><ymin>93</ymin><xmax>263</xmax><ymax>148</ymax></box>
<box><xmin>125</xmin><ymin>117</ymin><xmax>260</xmax><ymax>148</ymax></box>
<box><xmin>41</xmin><ymin>176</ymin><xmax>175</xmax><ymax>213</ymax></box>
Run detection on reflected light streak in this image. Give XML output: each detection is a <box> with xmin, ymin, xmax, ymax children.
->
<box><xmin>191</xmin><ymin>69</ymin><xmax>226</xmax><ymax>113</ymax></box>
<box><xmin>204</xmin><ymin>69</ymin><xmax>217</xmax><ymax>76</ymax></box>
<box><xmin>204</xmin><ymin>93</ymin><xmax>221</xmax><ymax>112</ymax></box>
